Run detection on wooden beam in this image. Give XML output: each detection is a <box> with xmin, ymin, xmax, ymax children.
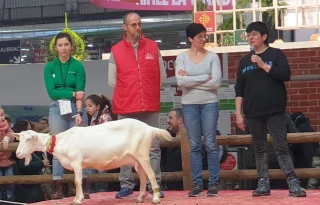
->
<box><xmin>161</xmin><ymin>132</ymin><xmax>320</xmax><ymax>147</ymax></box>
<box><xmin>1</xmin><ymin>168</ymin><xmax>319</xmax><ymax>184</ymax></box>
<box><xmin>6</xmin><ymin>132</ymin><xmax>320</xmax><ymax>151</ymax></box>
<box><xmin>180</xmin><ymin>130</ymin><xmax>193</xmax><ymax>190</ymax></box>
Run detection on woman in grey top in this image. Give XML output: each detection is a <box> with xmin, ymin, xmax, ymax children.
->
<box><xmin>175</xmin><ymin>23</ymin><xmax>222</xmax><ymax>197</ymax></box>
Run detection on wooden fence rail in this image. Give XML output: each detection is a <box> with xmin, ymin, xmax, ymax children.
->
<box><xmin>2</xmin><ymin>132</ymin><xmax>320</xmax><ymax>190</ymax></box>
<box><xmin>3</xmin><ymin>132</ymin><xmax>320</xmax><ymax>151</ymax></box>
<box><xmin>0</xmin><ymin>168</ymin><xmax>320</xmax><ymax>185</ymax></box>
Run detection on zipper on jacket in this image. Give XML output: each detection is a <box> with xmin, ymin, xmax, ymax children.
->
<box><xmin>136</xmin><ymin>52</ymin><xmax>144</xmax><ymax>111</ymax></box>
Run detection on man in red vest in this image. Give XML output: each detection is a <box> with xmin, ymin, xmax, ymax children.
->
<box><xmin>108</xmin><ymin>12</ymin><xmax>167</xmax><ymax>199</ymax></box>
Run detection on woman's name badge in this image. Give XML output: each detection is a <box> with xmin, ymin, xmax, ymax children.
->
<box><xmin>58</xmin><ymin>99</ymin><xmax>72</xmax><ymax>115</ymax></box>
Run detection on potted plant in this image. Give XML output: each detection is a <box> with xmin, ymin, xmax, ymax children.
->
<box><xmin>46</xmin><ymin>13</ymin><xmax>88</xmax><ymax>62</ymax></box>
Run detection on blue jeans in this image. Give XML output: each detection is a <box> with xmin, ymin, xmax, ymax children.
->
<box><xmin>182</xmin><ymin>103</ymin><xmax>220</xmax><ymax>186</ymax></box>
<box><xmin>0</xmin><ymin>165</ymin><xmax>14</xmax><ymax>199</ymax></box>
<box><xmin>49</xmin><ymin>99</ymin><xmax>87</xmax><ymax>180</ymax></box>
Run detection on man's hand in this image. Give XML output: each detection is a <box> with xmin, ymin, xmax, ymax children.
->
<box><xmin>42</xmin><ymin>159</ymin><xmax>50</xmax><ymax>167</ymax></box>
<box><xmin>236</xmin><ymin>113</ymin><xmax>246</xmax><ymax>132</ymax></box>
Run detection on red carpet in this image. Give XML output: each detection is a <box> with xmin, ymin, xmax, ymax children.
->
<box><xmin>31</xmin><ymin>190</ymin><xmax>318</xmax><ymax>205</ymax></box>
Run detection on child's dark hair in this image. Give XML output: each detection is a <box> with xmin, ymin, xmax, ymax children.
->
<box><xmin>13</xmin><ymin>120</ymin><xmax>29</xmax><ymax>133</ymax></box>
<box><xmin>54</xmin><ymin>32</ymin><xmax>73</xmax><ymax>46</ymax></box>
<box><xmin>246</xmin><ymin>21</ymin><xmax>269</xmax><ymax>46</ymax></box>
<box><xmin>86</xmin><ymin>94</ymin><xmax>117</xmax><ymax>125</ymax></box>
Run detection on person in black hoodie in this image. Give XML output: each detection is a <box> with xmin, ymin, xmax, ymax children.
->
<box><xmin>234</xmin><ymin>21</ymin><xmax>306</xmax><ymax>197</ymax></box>
<box><xmin>12</xmin><ymin>120</ymin><xmax>50</xmax><ymax>203</ymax></box>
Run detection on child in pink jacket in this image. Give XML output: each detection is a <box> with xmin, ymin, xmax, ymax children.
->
<box><xmin>84</xmin><ymin>94</ymin><xmax>116</xmax><ymax>193</ymax></box>
<box><xmin>0</xmin><ymin>106</ymin><xmax>15</xmax><ymax>201</ymax></box>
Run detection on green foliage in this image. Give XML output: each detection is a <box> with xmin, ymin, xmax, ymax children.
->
<box><xmin>262</xmin><ymin>0</ymin><xmax>288</xmax><ymax>27</ymax></box>
<box><xmin>218</xmin><ymin>33</ymin><xmax>235</xmax><ymax>46</ymax></box>
<box><xmin>218</xmin><ymin>14</ymin><xmax>246</xmax><ymax>30</ymax></box>
<box><xmin>235</xmin><ymin>0</ymin><xmax>288</xmax><ymax>27</ymax></box>
<box><xmin>46</xmin><ymin>28</ymin><xmax>89</xmax><ymax>62</ymax></box>
<box><xmin>191</xmin><ymin>1</ymin><xmax>208</xmax><ymax>22</ymax></box>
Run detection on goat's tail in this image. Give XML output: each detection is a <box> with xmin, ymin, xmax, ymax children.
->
<box><xmin>152</xmin><ymin>127</ymin><xmax>175</xmax><ymax>142</ymax></box>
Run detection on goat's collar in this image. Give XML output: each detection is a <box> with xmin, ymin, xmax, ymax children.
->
<box><xmin>46</xmin><ymin>135</ymin><xmax>56</xmax><ymax>154</ymax></box>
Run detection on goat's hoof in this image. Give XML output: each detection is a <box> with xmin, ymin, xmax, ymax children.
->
<box><xmin>152</xmin><ymin>198</ymin><xmax>160</xmax><ymax>204</ymax></box>
<box><xmin>71</xmin><ymin>198</ymin><xmax>83</xmax><ymax>205</ymax></box>
<box><xmin>136</xmin><ymin>197</ymin><xmax>143</xmax><ymax>203</ymax></box>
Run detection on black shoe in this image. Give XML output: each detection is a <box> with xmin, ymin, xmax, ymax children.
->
<box><xmin>207</xmin><ymin>183</ymin><xmax>219</xmax><ymax>197</ymax></box>
<box><xmin>288</xmin><ymin>178</ymin><xmax>306</xmax><ymax>197</ymax></box>
<box><xmin>188</xmin><ymin>184</ymin><xmax>203</xmax><ymax>197</ymax></box>
<box><xmin>252</xmin><ymin>178</ymin><xmax>270</xmax><ymax>197</ymax></box>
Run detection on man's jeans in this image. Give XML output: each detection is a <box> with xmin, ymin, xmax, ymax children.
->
<box><xmin>182</xmin><ymin>102</ymin><xmax>220</xmax><ymax>186</ymax></box>
<box><xmin>246</xmin><ymin>112</ymin><xmax>296</xmax><ymax>179</ymax></box>
<box><xmin>118</xmin><ymin>112</ymin><xmax>161</xmax><ymax>190</ymax></box>
<box><xmin>49</xmin><ymin>100</ymin><xmax>88</xmax><ymax>180</ymax></box>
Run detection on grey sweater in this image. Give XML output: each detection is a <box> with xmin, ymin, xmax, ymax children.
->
<box><xmin>175</xmin><ymin>51</ymin><xmax>222</xmax><ymax>104</ymax></box>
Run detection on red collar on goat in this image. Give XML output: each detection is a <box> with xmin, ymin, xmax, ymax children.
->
<box><xmin>48</xmin><ymin>135</ymin><xmax>56</xmax><ymax>154</ymax></box>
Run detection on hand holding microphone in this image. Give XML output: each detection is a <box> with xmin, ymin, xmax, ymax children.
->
<box><xmin>250</xmin><ymin>46</ymin><xmax>264</xmax><ymax>68</ymax></box>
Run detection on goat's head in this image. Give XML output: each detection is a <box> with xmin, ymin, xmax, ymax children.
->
<box><xmin>13</xmin><ymin>130</ymin><xmax>48</xmax><ymax>166</ymax></box>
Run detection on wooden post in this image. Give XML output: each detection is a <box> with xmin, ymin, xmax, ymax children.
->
<box><xmin>180</xmin><ymin>129</ymin><xmax>193</xmax><ymax>190</ymax></box>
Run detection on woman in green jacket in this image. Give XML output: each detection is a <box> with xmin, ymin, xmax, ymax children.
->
<box><xmin>44</xmin><ymin>32</ymin><xmax>86</xmax><ymax>199</ymax></box>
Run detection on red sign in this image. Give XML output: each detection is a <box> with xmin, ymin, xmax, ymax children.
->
<box><xmin>220</xmin><ymin>153</ymin><xmax>237</xmax><ymax>170</ymax></box>
<box><xmin>90</xmin><ymin>0</ymin><xmax>232</xmax><ymax>11</ymax></box>
<box><xmin>163</xmin><ymin>56</ymin><xmax>176</xmax><ymax>78</ymax></box>
<box><xmin>34</xmin><ymin>49</ymin><xmax>49</xmax><ymax>63</ymax></box>
<box><xmin>194</xmin><ymin>11</ymin><xmax>215</xmax><ymax>32</ymax></box>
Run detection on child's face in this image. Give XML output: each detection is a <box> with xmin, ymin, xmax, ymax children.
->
<box><xmin>85</xmin><ymin>99</ymin><xmax>100</xmax><ymax>116</ymax></box>
<box><xmin>0</xmin><ymin>109</ymin><xmax>5</xmax><ymax>122</ymax></box>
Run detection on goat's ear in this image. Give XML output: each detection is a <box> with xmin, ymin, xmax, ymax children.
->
<box><xmin>11</xmin><ymin>133</ymin><xmax>20</xmax><ymax>141</ymax></box>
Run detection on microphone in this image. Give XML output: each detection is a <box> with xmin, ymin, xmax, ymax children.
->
<box><xmin>250</xmin><ymin>45</ymin><xmax>255</xmax><ymax>55</ymax></box>
<box><xmin>250</xmin><ymin>46</ymin><xmax>258</xmax><ymax>68</ymax></box>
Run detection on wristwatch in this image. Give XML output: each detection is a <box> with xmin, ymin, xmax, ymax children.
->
<box><xmin>76</xmin><ymin>110</ymin><xmax>83</xmax><ymax>116</ymax></box>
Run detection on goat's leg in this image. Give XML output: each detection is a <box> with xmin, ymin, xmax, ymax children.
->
<box><xmin>71</xmin><ymin>165</ymin><xmax>84</xmax><ymax>205</ymax></box>
<box><xmin>135</xmin><ymin>163</ymin><xmax>147</xmax><ymax>203</ymax></box>
<box><xmin>138</xmin><ymin>159</ymin><xmax>160</xmax><ymax>204</ymax></box>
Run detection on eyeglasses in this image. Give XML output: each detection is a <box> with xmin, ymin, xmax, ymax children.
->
<box><xmin>195</xmin><ymin>35</ymin><xmax>209</xmax><ymax>41</ymax></box>
<box><xmin>246</xmin><ymin>32</ymin><xmax>260</xmax><ymax>38</ymax></box>
<box><xmin>127</xmin><ymin>22</ymin><xmax>143</xmax><ymax>28</ymax></box>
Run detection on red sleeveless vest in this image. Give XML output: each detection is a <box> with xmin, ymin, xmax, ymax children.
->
<box><xmin>111</xmin><ymin>35</ymin><xmax>160</xmax><ymax>114</ymax></box>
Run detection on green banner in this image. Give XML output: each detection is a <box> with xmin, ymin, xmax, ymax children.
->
<box><xmin>160</xmin><ymin>102</ymin><xmax>174</xmax><ymax>113</ymax></box>
<box><xmin>234</xmin><ymin>29</ymin><xmax>249</xmax><ymax>46</ymax></box>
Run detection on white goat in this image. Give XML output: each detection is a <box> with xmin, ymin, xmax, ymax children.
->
<box><xmin>14</xmin><ymin>118</ymin><xmax>175</xmax><ymax>205</ymax></box>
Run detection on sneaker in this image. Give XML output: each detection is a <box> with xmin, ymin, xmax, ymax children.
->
<box><xmin>287</xmin><ymin>178</ymin><xmax>306</xmax><ymax>197</ymax></box>
<box><xmin>252</xmin><ymin>178</ymin><xmax>270</xmax><ymax>197</ymax></box>
<box><xmin>148</xmin><ymin>188</ymin><xmax>164</xmax><ymax>198</ymax></box>
<box><xmin>115</xmin><ymin>187</ymin><xmax>134</xmax><ymax>199</ymax></box>
<box><xmin>207</xmin><ymin>183</ymin><xmax>219</xmax><ymax>197</ymax></box>
<box><xmin>188</xmin><ymin>184</ymin><xmax>203</xmax><ymax>197</ymax></box>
